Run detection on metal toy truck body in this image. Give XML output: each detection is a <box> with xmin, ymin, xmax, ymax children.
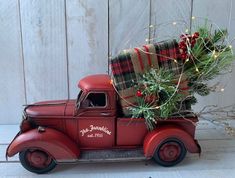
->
<box><xmin>6</xmin><ymin>74</ymin><xmax>201</xmax><ymax>174</ymax></box>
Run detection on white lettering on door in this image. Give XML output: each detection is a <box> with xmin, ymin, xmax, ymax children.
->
<box><xmin>80</xmin><ymin>125</ymin><xmax>112</xmax><ymax>137</ymax></box>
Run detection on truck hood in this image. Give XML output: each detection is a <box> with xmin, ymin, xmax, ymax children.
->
<box><xmin>25</xmin><ymin>100</ymin><xmax>76</xmax><ymax>117</ymax></box>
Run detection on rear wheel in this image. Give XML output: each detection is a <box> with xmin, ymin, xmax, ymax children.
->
<box><xmin>153</xmin><ymin>138</ymin><xmax>187</xmax><ymax>167</ymax></box>
<box><xmin>19</xmin><ymin>149</ymin><xmax>56</xmax><ymax>174</ymax></box>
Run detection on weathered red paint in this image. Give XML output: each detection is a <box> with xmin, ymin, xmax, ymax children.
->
<box><xmin>7</xmin><ymin>128</ymin><xmax>80</xmax><ymax>162</ymax></box>
<box><xmin>143</xmin><ymin>126</ymin><xmax>201</xmax><ymax>158</ymax></box>
<box><xmin>26</xmin><ymin>100</ymin><xmax>68</xmax><ymax>117</ymax></box>
<box><xmin>116</xmin><ymin>118</ymin><xmax>148</xmax><ymax>146</ymax></box>
<box><xmin>6</xmin><ymin>74</ymin><xmax>200</xmax><ymax>168</ymax></box>
<box><xmin>78</xmin><ymin>74</ymin><xmax>113</xmax><ymax>91</ymax></box>
<box><xmin>25</xmin><ymin>99</ymin><xmax>77</xmax><ymax>118</ymax></box>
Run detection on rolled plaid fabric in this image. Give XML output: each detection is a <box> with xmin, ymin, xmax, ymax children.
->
<box><xmin>111</xmin><ymin>52</ymin><xmax>136</xmax><ymax>91</ymax></box>
<box><xmin>155</xmin><ymin>39</ymin><xmax>182</xmax><ymax>74</ymax></box>
<box><xmin>111</xmin><ymin>40</ymin><xmax>189</xmax><ymax>116</ymax></box>
<box><xmin>111</xmin><ymin>43</ymin><xmax>159</xmax><ymax>91</ymax></box>
<box><xmin>111</xmin><ymin>43</ymin><xmax>159</xmax><ymax>115</ymax></box>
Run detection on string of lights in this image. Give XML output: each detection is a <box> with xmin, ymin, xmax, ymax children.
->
<box><xmin>109</xmin><ymin>16</ymin><xmax>235</xmax><ymax>131</ymax></box>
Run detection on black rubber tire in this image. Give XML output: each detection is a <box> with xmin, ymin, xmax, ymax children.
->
<box><xmin>19</xmin><ymin>149</ymin><xmax>57</xmax><ymax>174</ymax></box>
<box><xmin>153</xmin><ymin>138</ymin><xmax>187</xmax><ymax>167</ymax></box>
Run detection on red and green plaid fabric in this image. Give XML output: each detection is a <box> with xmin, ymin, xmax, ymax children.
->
<box><xmin>110</xmin><ymin>39</ymin><xmax>188</xmax><ymax>115</ymax></box>
<box><xmin>155</xmin><ymin>39</ymin><xmax>183</xmax><ymax>75</ymax></box>
<box><xmin>111</xmin><ymin>52</ymin><xmax>136</xmax><ymax>90</ymax></box>
<box><xmin>111</xmin><ymin>40</ymin><xmax>182</xmax><ymax>91</ymax></box>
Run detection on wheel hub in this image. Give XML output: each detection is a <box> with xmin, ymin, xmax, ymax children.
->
<box><xmin>31</xmin><ymin>152</ymin><xmax>47</xmax><ymax>165</ymax></box>
<box><xmin>26</xmin><ymin>150</ymin><xmax>51</xmax><ymax>168</ymax></box>
<box><xmin>160</xmin><ymin>142</ymin><xmax>181</xmax><ymax>162</ymax></box>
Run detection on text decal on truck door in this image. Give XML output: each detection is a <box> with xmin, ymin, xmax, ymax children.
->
<box><xmin>80</xmin><ymin>125</ymin><xmax>112</xmax><ymax>138</ymax></box>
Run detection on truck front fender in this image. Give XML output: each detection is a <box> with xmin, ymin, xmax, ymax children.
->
<box><xmin>143</xmin><ymin>126</ymin><xmax>201</xmax><ymax>158</ymax></box>
<box><xmin>6</xmin><ymin>128</ymin><xmax>80</xmax><ymax>163</ymax></box>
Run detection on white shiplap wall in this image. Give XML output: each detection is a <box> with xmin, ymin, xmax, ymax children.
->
<box><xmin>66</xmin><ymin>0</ymin><xmax>108</xmax><ymax>98</ymax></box>
<box><xmin>0</xmin><ymin>0</ymin><xmax>234</xmax><ymax>124</ymax></box>
<box><xmin>20</xmin><ymin>0</ymin><xmax>69</xmax><ymax>103</ymax></box>
<box><xmin>0</xmin><ymin>0</ymin><xmax>26</xmax><ymax>124</ymax></box>
<box><xmin>192</xmin><ymin>0</ymin><xmax>235</xmax><ymax>111</ymax></box>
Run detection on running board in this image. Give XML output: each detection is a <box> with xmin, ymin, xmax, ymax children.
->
<box><xmin>58</xmin><ymin>149</ymin><xmax>148</xmax><ymax>164</ymax></box>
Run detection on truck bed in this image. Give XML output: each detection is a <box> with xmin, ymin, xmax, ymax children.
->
<box><xmin>116</xmin><ymin>116</ymin><xmax>198</xmax><ymax>146</ymax></box>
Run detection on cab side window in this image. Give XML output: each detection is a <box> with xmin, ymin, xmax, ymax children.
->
<box><xmin>81</xmin><ymin>93</ymin><xmax>106</xmax><ymax>108</ymax></box>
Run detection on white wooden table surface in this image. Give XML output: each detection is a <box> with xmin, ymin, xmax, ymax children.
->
<box><xmin>1</xmin><ymin>120</ymin><xmax>235</xmax><ymax>178</ymax></box>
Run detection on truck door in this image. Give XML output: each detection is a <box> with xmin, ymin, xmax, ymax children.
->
<box><xmin>76</xmin><ymin>91</ymin><xmax>115</xmax><ymax>148</ymax></box>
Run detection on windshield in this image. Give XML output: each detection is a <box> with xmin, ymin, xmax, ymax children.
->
<box><xmin>75</xmin><ymin>90</ymin><xmax>83</xmax><ymax>108</ymax></box>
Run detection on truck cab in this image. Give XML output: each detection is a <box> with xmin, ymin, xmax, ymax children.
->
<box><xmin>75</xmin><ymin>74</ymin><xmax>117</xmax><ymax>148</ymax></box>
<box><xmin>6</xmin><ymin>74</ymin><xmax>201</xmax><ymax>174</ymax></box>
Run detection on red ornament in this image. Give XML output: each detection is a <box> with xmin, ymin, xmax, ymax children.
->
<box><xmin>179</xmin><ymin>41</ymin><xmax>187</xmax><ymax>49</ymax></box>
<box><xmin>193</xmin><ymin>32</ymin><xmax>199</xmax><ymax>38</ymax></box>
<box><xmin>180</xmin><ymin>53</ymin><xmax>187</xmax><ymax>60</ymax></box>
<box><xmin>179</xmin><ymin>32</ymin><xmax>200</xmax><ymax>61</ymax></box>
<box><xmin>136</xmin><ymin>90</ymin><xmax>143</xmax><ymax>97</ymax></box>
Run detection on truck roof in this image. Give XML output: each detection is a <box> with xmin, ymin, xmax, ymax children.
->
<box><xmin>78</xmin><ymin>74</ymin><xmax>114</xmax><ymax>91</ymax></box>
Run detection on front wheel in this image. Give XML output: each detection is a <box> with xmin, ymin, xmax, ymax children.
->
<box><xmin>19</xmin><ymin>149</ymin><xmax>57</xmax><ymax>174</ymax></box>
<box><xmin>153</xmin><ymin>138</ymin><xmax>187</xmax><ymax>167</ymax></box>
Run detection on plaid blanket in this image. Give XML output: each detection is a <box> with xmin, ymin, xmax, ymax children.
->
<box><xmin>111</xmin><ymin>40</ymin><xmax>189</xmax><ymax>116</ymax></box>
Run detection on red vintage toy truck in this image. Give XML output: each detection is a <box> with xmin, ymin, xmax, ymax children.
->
<box><xmin>6</xmin><ymin>74</ymin><xmax>201</xmax><ymax>174</ymax></box>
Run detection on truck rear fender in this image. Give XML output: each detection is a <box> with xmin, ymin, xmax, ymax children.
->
<box><xmin>6</xmin><ymin>128</ymin><xmax>80</xmax><ymax>163</ymax></box>
<box><xmin>143</xmin><ymin>126</ymin><xmax>201</xmax><ymax>158</ymax></box>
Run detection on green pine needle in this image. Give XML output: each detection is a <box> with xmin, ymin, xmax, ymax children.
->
<box><xmin>128</xmin><ymin>24</ymin><xmax>234</xmax><ymax>131</ymax></box>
